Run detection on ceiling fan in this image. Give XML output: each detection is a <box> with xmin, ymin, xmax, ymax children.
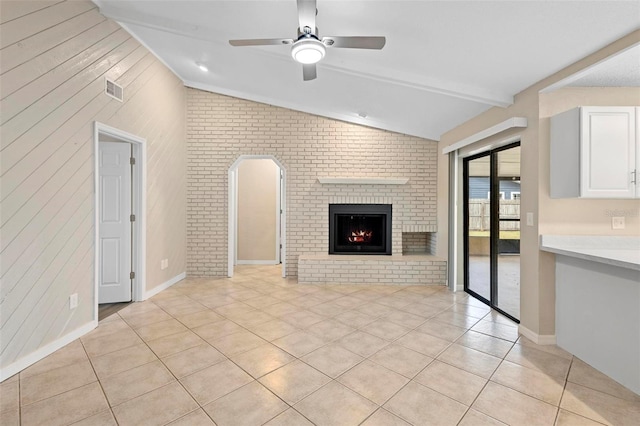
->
<box><xmin>229</xmin><ymin>0</ymin><xmax>386</xmax><ymax>81</ymax></box>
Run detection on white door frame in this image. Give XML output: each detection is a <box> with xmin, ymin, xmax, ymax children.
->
<box><xmin>228</xmin><ymin>155</ymin><xmax>286</xmax><ymax>278</ymax></box>
<box><xmin>94</xmin><ymin>122</ymin><xmax>146</xmax><ymax>321</ymax></box>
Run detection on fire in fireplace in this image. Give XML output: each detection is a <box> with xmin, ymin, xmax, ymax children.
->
<box><xmin>329</xmin><ymin>204</ymin><xmax>392</xmax><ymax>255</ymax></box>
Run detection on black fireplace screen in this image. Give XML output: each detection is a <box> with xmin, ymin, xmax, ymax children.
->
<box><xmin>329</xmin><ymin>204</ymin><xmax>392</xmax><ymax>255</ymax></box>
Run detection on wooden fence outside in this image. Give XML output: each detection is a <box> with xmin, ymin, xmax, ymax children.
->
<box><xmin>468</xmin><ymin>199</ymin><xmax>520</xmax><ymax>231</ymax></box>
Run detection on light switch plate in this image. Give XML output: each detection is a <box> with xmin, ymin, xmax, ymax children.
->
<box><xmin>526</xmin><ymin>212</ymin><xmax>534</xmax><ymax>226</ymax></box>
<box><xmin>612</xmin><ymin>217</ymin><xmax>625</xmax><ymax>229</ymax></box>
<box><xmin>69</xmin><ymin>293</ymin><xmax>78</xmax><ymax>310</ymax></box>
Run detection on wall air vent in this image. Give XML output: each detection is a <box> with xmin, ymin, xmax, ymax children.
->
<box><xmin>105</xmin><ymin>78</ymin><xmax>123</xmax><ymax>102</ymax></box>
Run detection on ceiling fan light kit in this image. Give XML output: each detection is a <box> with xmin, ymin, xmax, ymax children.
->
<box><xmin>228</xmin><ymin>0</ymin><xmax>385</xmax><ymax>80</ymax></box>
<box><xmin>291</xmin><ymin>38</ymin><xmax>326</xmax><ymax>64</ymax></box>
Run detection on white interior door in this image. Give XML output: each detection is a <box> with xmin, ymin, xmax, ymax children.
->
<box><xmin>98</xmin><ymin>141</ymin><xmax>132</xmax><ymax>303</ymax></box>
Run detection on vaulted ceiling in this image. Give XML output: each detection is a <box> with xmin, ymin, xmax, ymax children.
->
<box><xmin>93</xmin><ymin>1</ymin><xmax>640</xmax><ymax>140</ymax></box>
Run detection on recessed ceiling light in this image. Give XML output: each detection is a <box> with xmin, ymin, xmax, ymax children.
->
<box><xmin>196</xmin><ymin>62</ymin><xmax>208</xmax><ymax>72</ymax></box>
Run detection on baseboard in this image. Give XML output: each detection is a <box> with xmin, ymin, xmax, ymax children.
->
<box><xmin>236</xmin><ymin>260</ymin><xmax>279</xmax><ymax>265</ymax></box>
<box><xmin>143</xmin><ymin>272</ymin><xmax>186</xmax><ymax>300</ymax></box>
<box><xmin>518</xmin><ymin>324</ymin><xmax>557</xmax><ymax>345</ymax></box>
<box><xmin>0</xmin><ymin>320</ymin><xmax>98</xmax><ymax>382</ymax></box>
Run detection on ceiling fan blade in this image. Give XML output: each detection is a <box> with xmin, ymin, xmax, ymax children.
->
<box><xmin>297</xmin><ymin>0</ymin><xmax>317</xmax><ymax>32</ymax></box>
<box><xmin>229</xmin><ymin>38</ymin><xmax>293</xmax><ymax>47</ymax></box>
<box><xmin>302</xmin><ymin>64</ymin><xmax>317</xmax><ymax>81</ymax></box>
<box><xmin>322</xmin><ymin>36</ymin><xmax>386</xmax><ymax>49</ymax></box>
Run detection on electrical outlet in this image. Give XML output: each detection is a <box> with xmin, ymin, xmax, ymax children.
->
<box><xmin>612</xmin><ymin>216</ymin><xmax>625</xmax><ymax>230</ymax></box>
<box><xmin>526</xmin><ymin>212</ymin><xmax>534</xmax><ymax>226</ymax></box>
<box><xmin>165</xmin><ymin>259</ymin><xmax>168</xmax><ymax>269</ymax></box>
<box><xmin>69</xmin><ymin>293</ymin><xmax>78</xmax><ymax>310</ymax></box>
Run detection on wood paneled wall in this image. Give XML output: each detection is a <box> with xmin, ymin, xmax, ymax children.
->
<box><xmin>0</xmin><ymin>0</ymin><xmax>186</xmax><ymax>373</ymax></box>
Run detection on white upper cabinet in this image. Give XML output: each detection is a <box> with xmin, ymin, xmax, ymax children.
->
<box><xmin>550</xmin><ymin>106</ymin><xmax>637</xmax><ymax>199</ymax></box>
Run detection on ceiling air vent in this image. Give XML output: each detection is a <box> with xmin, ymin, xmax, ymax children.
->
<box><xmin>105</xmin><ymin>78</ymin><xmax>123</xmax><ymax>102</ymax></box>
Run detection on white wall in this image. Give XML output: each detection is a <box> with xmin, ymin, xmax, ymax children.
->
<box><xmin>237</xmin><ymin>159</ymin><xmax>279</xmax><ymax>262</ymax></box>
<box><xmin>0</xmin><ymin>0</ymin><xmax>186</xmax><ymax>377</ymax></box>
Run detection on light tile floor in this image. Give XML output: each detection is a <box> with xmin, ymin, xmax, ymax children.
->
<box><xmin>2</xmin><ymin>265</ymin><xmax>639</xmax><ymax>425</ymax></box>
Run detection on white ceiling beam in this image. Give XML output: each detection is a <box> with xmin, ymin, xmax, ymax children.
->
<box><xmin>442</xmin><ymin>117</ymin><xmax>527</xmax><ymax>154</ymax></box>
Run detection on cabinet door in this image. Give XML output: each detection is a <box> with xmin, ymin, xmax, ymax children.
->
<box><xmin>580</xmin><ymin>107</ymin><xmax>636</xmax><ymax>198</ymax></box>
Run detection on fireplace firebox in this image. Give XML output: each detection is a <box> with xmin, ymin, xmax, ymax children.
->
<box><xmin>329</xmin><ymin>204</ymin><xmax>392</xmax><ymax>255</ymax></box>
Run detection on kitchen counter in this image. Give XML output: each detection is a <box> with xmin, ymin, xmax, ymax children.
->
<box><xmin>540</xmin><ymin>235</ymin><xmax>640</xmax><ymax>271</ymax></box>
<box><xmin>541</xmin><ymin>235</ymin><xmax>640</xmax><ymax>394</ymax></box>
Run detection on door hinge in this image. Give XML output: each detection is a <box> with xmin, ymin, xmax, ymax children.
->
<box><xmin>130</xmin><ymin>271</ymin><xmax>135</xmax><ymax>279</ymax></box>
<box><xmin>280</xmin><ymin>244</ymin><xmax>283</xmax><ymax>249</ymax></box>
<box><xmin>130</xmin><ymin>214</ymin><xmax>135</xmax><ymax>222</ymax></box>
<box><xmin>280</xmin><ymin>209</ymin><xmax>283</xmax><ymax>214</ymax></box>
<box><xmin>130</xmin><ymin>157</ymin><xmax>135</xmax><ymax>165</ymax></box>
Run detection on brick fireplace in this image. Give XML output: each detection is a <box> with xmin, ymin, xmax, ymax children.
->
<box><xmin>186</xmin><ymin>88</ymin><xmax>446</xmax><ymax>285</ymax></box>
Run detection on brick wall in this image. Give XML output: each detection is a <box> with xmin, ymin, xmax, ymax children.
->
<box><xmin>187</xmin><ymin>89</ymin><xmax>439</xmax><ymax>277</ymax></box>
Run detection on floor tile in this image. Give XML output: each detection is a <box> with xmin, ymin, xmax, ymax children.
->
<box><xmin>231</xmin><ymin>310</ymin><xmax>276</xmax><ymax>328</ymax></box>
<box><xmin>567</xmin><ymin>357</ymin><xmax>640</xmax><ymax>402</ymax></box>
<box><xmin>147</xmin><ymin>330</ymin><xmax>205</xmax><ymax>358</ymax></box>
<box><xmin>262</xmin><ymin>302</ymin><xmax>302</xmax><ymax>317</ymax></box>
<box><xmin>121</xmin><ymin>309</ymin><xmax>173</xmax><ymax>329</ymax></box>
<box><xmin>400</xmin><ymin>302</ymin><xmax>446</xmax><ymax>318</ymax></box>
<box><xmin>272</xmin><ymin>330</ymin><xmax>326</xmax><ymax>357</ymax></box>
<box><xmin>383</xmin><ymin>310</ymin><xmax>428</xmax><ymax>329</ymax></box>
<box><xmin>112</xmin><ymin>381</ymin><xmax>198</xmax><ymax>426</ymax></box>
<box><xmin>0</xmin><ymin>408</ymin><xmax>19</xmax><ymax>426</ymax></box>
<box><xmin>21</xmin><ymin>382</ymin><xmax>109</xmax><ymax>426</ymax></box>
<box><xmin>192</xmin><ymin>319</ymin><xmax>244</xmax><ymax>341</ymax></box>
<box><xmin>505</xmin><ymin>344</ymin><xmax>572</xmax><ymax>380</ymax></box>
<box><xmin>414</xmin><ymin>360</ymin><xmax>487</xmax><ymax>405</ymax></box>
<box><xmin>167</xmin><ymin>409</ymin><xmax>216</xmax><ymax>425</ymax></box>
<box><xmin>384</xmin><ymin>381</ymin><xmax>468</xmax><ymax>426</ymax></box>
<box><xmin>19</xmin><ymin>340</ymin><xmax>87</xmax><ymax>379</ymax></box>
<box><xmin>333</xmin><ymin>310</ymin><xmax>378</xmax><ymax>328</ymax></box>
<box><xmin>71</xmin><ymin>409</ymin><xmax>118</xmax><ymax>426</ymax></box>
<box><xmin>438</xmin><ymin>343</ymin><xmax>502</xmax><ymax>379</ymax></box>
<box><xmin>472</xmin><ymin>381</ymin><xmax>557</xmax><ymax>426</ymax></box>
<box><xmin>90</xmin><ymin>343</ymin><xmax>157</xmax><ymax>380</ymax></box>
<box><xmin>560</xmin><ymin>382</ymin><xmax>640</xmax><ymax>426</ymax></box>
<box><xmin>101</xmin><ymin>360</ymin><xmax>174</xmax><ymax>406</ymax></box>
<box><xmin>458</xmin><ymin>409</ymin><xmax>507</xmax><ymax>425</ymax></box>
<box><xmin>260</xmin><ymin>360</ymin><xmax>331</xmax><ymax>404</ymax></box>
<box><xmin>231</xmin><ymin>343</ymin><xmax>296</xmax><ymax>378</ymax></box>
<box><xmin>491</xmin><ymin>360</ymin><xmax>565</xmax><ymax>405</ymax></box>
<box><xmin>555</xmin><ymin>409</ymin><xmax>607</xmax><ymax>426</ymax></box>
<box><xmin>301</xmin><ymin>343</ymin><xmax>364</xmax><ymax>378</ymax></box>
<box><xmin>279</xmin><ymin>310</ymin><xmax>326</xmax><ymax>328</ymax></box>
<box><xmin>244</xmin><ymin>295</ymin><xmax>282</xmax><ymax>309</ymax></box>
<box><xmin>369</xmin><ymin>344</ymin><xmax>434</xmax><ymax>378</ymax></box>
<box><xmin>416</xmin><ymin>319</ymin><xmax>467</xmax><ymax>342</ymax></box>
<box><xmin>264</xmin><ymin>408</ymin><xmax>314</xmax><ymax>425</ymax></box>
<box><xmin>20</xmin><ymin>360</ymin><xmax>97</xmax><ymax>406</ymax></box>
<box><xmin>471</xmin><ymin>320</ymin><xmax>520</xmax><ymax>342</ymax></box>
<box><xmin>337</xmin><ymin>360</ymin><xmax>409</xmax><ymax>405</ymax></box>
<box><xmin>162</xmin><ymin>343</ymin><xmax>226</xmax><ymax>378</ymax></box>
<box><xmin>247</xmin><ymin>319</ymin><xmax>299</xmax><ymax>341</ymax></box>
<box><xmin>210</xmin><ymin>330</ymin><xmax>266</xmax><ymax>357</ymax></box>
<box><xmin>396</xmin><ymin>330</ymin><xmax>451</xmax><ymax>357</ymax></box>
<box><xmin>337</xmin><ymin>331</ymin><xmax>388</xmax><ymax>357</ymax></box>
<box><xmin>180</xmin><ymin>360</ymin><xmax>253</xmax><ymax>405</ymax></box>
<box><xmin>306</xmin><ymin>319</ymin><xmax>355</xmax><ymax>341</ymax></box>
<box><xmin>203</xmin><ymin>381</ymin><xmax>288</xmax><ymax>426</ymax></box>
<box><xmin>432</xmin><ymin>311</ymin><xmax>482</xmax><ymax>329</ymax></box>
<box><xmin>135</xmin><ymin>319</ymin><xmax>188</xmax><ymax>341</ymax></box>
<box><xmin>356</xmin><ymin>302</ymin><xmax>397</xmax><ymax>318</ymax></box>
<box><xmin>457</xmin><ymin>330</ymin><xmax>514</xmax><ymax>358</ymax></box>
<box><xmin>81</xmin><ymin>328</ymin><xmax>143</xmax><ymax>358</ymax></box>
<box><xmin>516</xmin><ymin>336</ymin><xmax>573</xmax><ymax>360</ymax></box>
<box><xmin>0</xmin><ymin>379</ymin><xmax>19</xmax><ymax>413</ymax></box>
<box><xmin>162</xmin><ymin>301</ymin><xmax>208</xmax><ymax>317</ymax></box>
<box><xmin>295</xmin><ymin>381</ymin><xmax>378</xmax><ymax>426</ymax></box>
<box><xmin>361</xmin><ymin>319</ymin><xmax>410</xmax><ymax>341</ymax></box>
<box><xmin>174</xmin><ymin>309</ymin><xmax>224</xmax><ymax>328</ymax></box>
<box><xmin>360</xmin><ymin>408</ymin><xmax>411</xmax><ymax>426</ymax></box>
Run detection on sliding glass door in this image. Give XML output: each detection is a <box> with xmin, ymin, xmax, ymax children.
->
<box><xmin>463</xmin><ymin>143</ymin><xmax>520</xmax><ymax>322</ymax></box>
